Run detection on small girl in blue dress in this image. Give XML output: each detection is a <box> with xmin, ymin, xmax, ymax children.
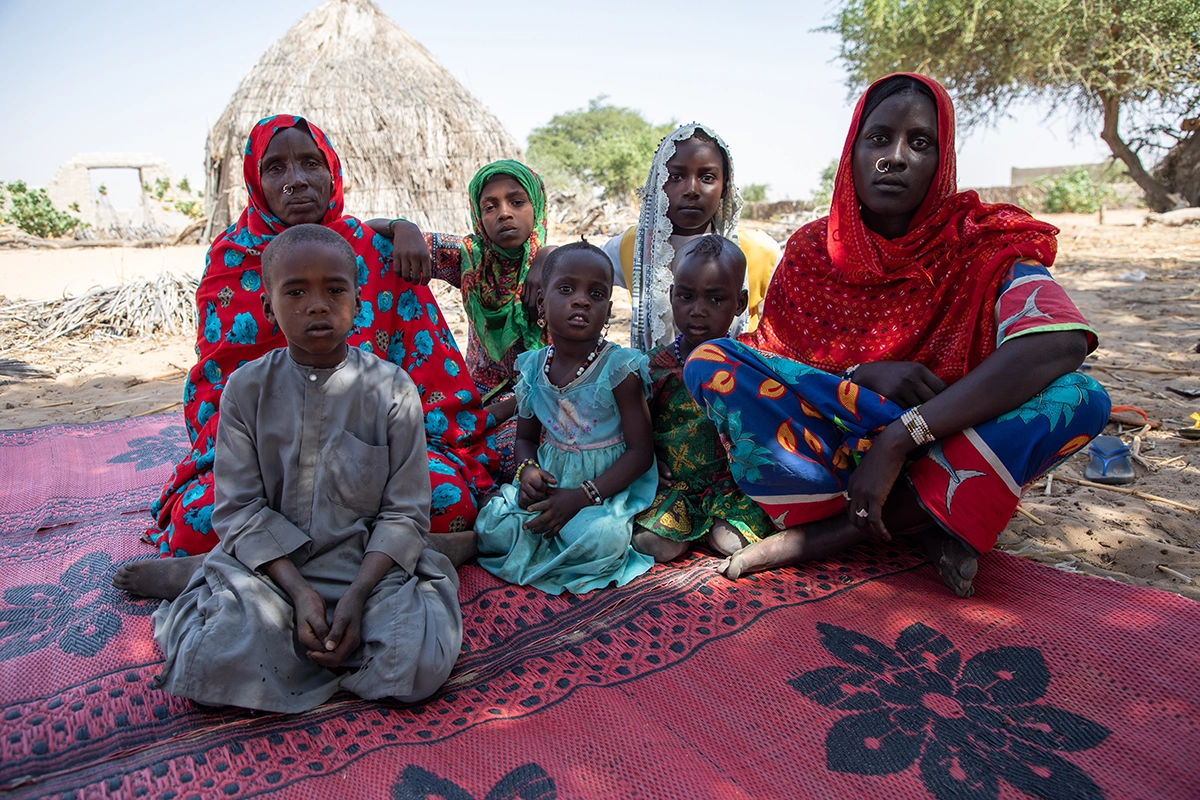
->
<box><xmin>475</xmin><ymin>241</ymin><xmax>657</xmax><ymax>594</ymax></box>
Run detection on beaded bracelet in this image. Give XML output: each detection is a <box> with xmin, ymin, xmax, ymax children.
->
<box><xmin>388</xmin><ymin>217</ymin><xmax>409</xmax><ymax>235</ymax></box>
<box><xmin>900</xmin><ymin>407</ymin><xmax>935</xmax><ymax>447</ymax></box>
<box><xmin>514</xmin><ymin>459</ymin><xmax>540</xmax><ymax>485</ymax></box>
<box><xmin>580</xmin><ymin>480</ymin><xmax>603</xmax><ymax>506</ymax></box>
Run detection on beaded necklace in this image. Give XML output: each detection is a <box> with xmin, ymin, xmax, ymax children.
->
<box><xmin>543</xmin><ymin>338</ymin><xmax>606</xmax><ymax>383</ymax></box>
<box><xmin>672</xmin><ymin>334</ymin><xmax>685</xmax><ymax>366</ymax></box>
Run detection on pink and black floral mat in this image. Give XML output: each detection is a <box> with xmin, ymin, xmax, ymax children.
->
<box><xmin>0</xmin><ymin>416</ymin><xmax>1197</xmax><ymax>799</ymax></box>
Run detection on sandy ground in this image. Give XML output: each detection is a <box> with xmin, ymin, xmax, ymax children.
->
<box><xmin>1</xmin><ymin>212</ymin><xmax>1198</xmax><ymax>599</ymax></box>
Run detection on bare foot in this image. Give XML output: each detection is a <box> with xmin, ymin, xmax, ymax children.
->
<box><xmin>912</xmin><ymin>526</ymin><xmax>978</xmax><ymax>598</ymax></box>
<box><xmin>705</xmin><ymin>519</ymin><xmax>750</xmax><ymax>557</ymax></box>
<box><xmin>718</xmin><ymin>517</ymin><xmax>869</xmax><ymax>580</ymax></box>
<box><xmin>632</xmin><ymin>528</ymin><xmax>689</xmax><ymax>562</ymax></box>
<box><xmin>427</xmin><ymin>530</ymin><xmax>478</xmax><ymax>567</ymax></box>
<box><xmin>112</xmin><ymin>555</ymin><xmax>203</xmax><ymax>600</ymax></box>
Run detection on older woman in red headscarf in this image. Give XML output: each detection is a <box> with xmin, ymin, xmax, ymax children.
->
<box><xmin>683</xmin><ymin>74</ymin><xmax>1110</xmax><ymax>597</ymax></box>
<box><xmin>115</xmin><ymin>115</ymin><xmax>494</xmax><ymax>598</ymax></box>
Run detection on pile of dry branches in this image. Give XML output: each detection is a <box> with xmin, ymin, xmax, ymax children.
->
<box><xmin>0</xmin><ymin>272</ymin><xmax>198</xmax><ymax>353</ymax></box>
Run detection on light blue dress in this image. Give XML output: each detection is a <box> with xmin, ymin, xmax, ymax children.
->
<box><xmin>475</xmin><ymin>343</ymin><xmax>657</xmax><ymax>594</ymax></box>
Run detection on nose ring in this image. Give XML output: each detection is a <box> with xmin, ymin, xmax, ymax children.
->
<box><xmin>283</xmin><ymin>184</ymin><xmax>294</xmax><ymax>195</ymax></box>
<box><xmin>875</xmin><ymin>158</ymin><xmax>890</xmax><ymax>174</ymax></box>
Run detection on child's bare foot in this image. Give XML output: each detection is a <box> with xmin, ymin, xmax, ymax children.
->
<box><xmin>717</xmin><ymin>517</ymin><xmax>868</xmax><ymax>580</ymax></box>
<box><xmin>911</xmin><ymin>526</ymin><xmax>978</xmax><ymax>598</ymax></box>
<box><xmin>705</xmin><ymin>520</ymin><xmax>750</xmax><ymax>557</ymax></box>
<box><xmin>427</xmin><ymin>530</ymin><xmax>478</xmax><ymax>567</ymax></box>
<box><xmin>631</xmin><ymin>528</ymin><xmax>689</xmax><ymax>562</ymax></box>
<box><xmin>112</xmin><ymin>555</ymin><xmax>203</xmax><ymax>600</ymax></box>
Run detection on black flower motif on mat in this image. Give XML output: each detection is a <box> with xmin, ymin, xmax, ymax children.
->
<box><xmin>790</xmin><ymin>622</ymin><xmax>1110</xmax><ymax>800</ymax></box>
<box><xmin>392</xmin><ymin>763</ymin><xmax>556</xmax><ymax>800</ymax></box>
<box><xmin>0</xmin><ymin>552</ymin><xmax>158</xmax><ymax>662</ymax></box>
<box><xmin>107</xmin><ymin>425</ymin><xmax>189</xmax><ymax>472</ymax></box>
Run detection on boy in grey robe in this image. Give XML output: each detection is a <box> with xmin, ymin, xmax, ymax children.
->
<box><xmin>152</xmin><ymin>224</ymin><xmax>462</xmax><ymax>713</ymax></box>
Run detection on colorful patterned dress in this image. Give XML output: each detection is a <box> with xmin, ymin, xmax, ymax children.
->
<box><xmin>149</xmin><ymin>116</ymin><xmax>495</xmax><ymax>558</ymax></box>
<box><xmin>683</xmin><ymin>74</ymin><xmax>1111</xmax><ymax>556</ymax></box>
<box><xmin>635</xmin><ymin>340</ymin><xmax>773</xmax><ymax>543</ymax></box>
<box><xmin>475</xmin><ymin>344</ymin><xmax>657</xmax><ymax>595</ymax></box>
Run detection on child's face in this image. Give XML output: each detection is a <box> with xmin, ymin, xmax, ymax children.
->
<box><xmin>261</xmin><ymin>242</ymin><xmax>360</xmax><ymax>368</ymax></box>
<box><xmin>664</xmin><ymin>138</ymin><xmax>726</xmax><ymax>237</ymax></box>
<box><xmin>669</xmin><ymin>252</ymin><xmax>747</xmax><ymax>352</ymax></box>
<box><xmin>538</xmin><ymin>253</ymin><xmax>613</xmax><ymax>346</ymax></box>
<box><xmin>479</xmin><ymin>175</ymin><xmax>536</xmax><ymax>251</ymax></box>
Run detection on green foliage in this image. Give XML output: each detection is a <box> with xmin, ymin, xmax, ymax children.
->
<box><xmin>1037</xmin><ymin>167</ymin><xmax>1111</xmax><ymax>214</ymax></box>
<box><xmin>174</xmin><ymin>199</ymin><xmax>204</xmax><ymax>220</ymax></box>
<box><xmin>812</xmin><ymin>159</ymin><xmax>838</xmax><ymax>207</ymax></box>
<box><xmin>150</xmin><ymin>177</ymin><xmax>171</xmax><ymax>201</ymax></box>
<box><xmin>825</xmin><ymin>0</ymin><xmax>1200</xmax><ymax>210</ymax></box>
<box><xmin>2</xmin><ymin>181</ymin><xmax>81</xmax><ymax>238</ymax></box>
<box><xmin>742</xmin><ymin>183</ymin><xmax>769</xmax><ymax>203</ymax></box>
<box><xmin>177</xmin><ymin>177</ymin><xmax>191</xmax><ymax>194</ymax></box>
<box><xmin>527</xmin><ymin>97</ymin><xmax>676</xmax><ymax>201</ymax></box>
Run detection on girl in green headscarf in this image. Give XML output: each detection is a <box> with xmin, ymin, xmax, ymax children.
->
<box><xmin>371</xmin><ymin>160</ymin><xmax>555</xmax><ymax>481</ymax></box>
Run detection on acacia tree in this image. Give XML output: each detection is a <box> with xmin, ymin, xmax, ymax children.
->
<box><xmin>527</xmin><ymin>97</ymin><xmax>675</xmax><ymax>202</ymax></box>
<box><xmin>825</xmin><ymin>0</ymin><xmax>1200</xmax><ymax>211</ymax></box>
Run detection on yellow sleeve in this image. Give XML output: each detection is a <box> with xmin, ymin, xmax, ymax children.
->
<box><xmin>737</xmin><ymin>226</ymin><xmax>782</xmax><ymax>332</ymax></box>
<box><xmin>619</xmin><ymin>225</ymin><xmax>637</xmax><ymax>292</ymax></box>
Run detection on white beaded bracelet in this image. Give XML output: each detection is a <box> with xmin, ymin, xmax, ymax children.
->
<box><xmin>900</xmin><ymin>407</ymin><xmax>935</xmax><ymax>446</ymax></box>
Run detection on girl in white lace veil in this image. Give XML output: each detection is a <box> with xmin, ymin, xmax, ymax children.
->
<box><xmin>630</xmin><ymin>124</ymin><xmax>745</xmax><ymax>351</ymax></box>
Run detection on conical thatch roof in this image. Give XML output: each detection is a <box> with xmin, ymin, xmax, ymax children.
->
<box><xmin>204</xmin><ymin>0</ymin><xmax>520</xmax><ymax>237</ymax></box>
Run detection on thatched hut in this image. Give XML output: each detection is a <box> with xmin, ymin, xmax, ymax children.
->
<box><xmin>204</xmin><ymin>0</ymin><xmax>520</xmax><ymax>238</ymax></box>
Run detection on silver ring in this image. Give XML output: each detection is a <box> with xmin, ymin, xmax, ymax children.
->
<box><xmin>283</xmin><ymin>184</ymin><xmax>294</xmax><ymax>195</ymax></box>
<box><xmin>875</xmin><ymin>158</ymin><xmax>889</xmax><ymax>173</ymax></box>
<box><xmin>855</xmin><ymin>508</ymin><xmax>869</xmax><ymax>519</ymax></box>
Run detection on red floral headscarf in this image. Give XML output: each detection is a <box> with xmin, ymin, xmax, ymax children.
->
<box><xmin>746</xmin><ymin>74</ymin><xmax>1059</xmax><ymax>383</ymax></box>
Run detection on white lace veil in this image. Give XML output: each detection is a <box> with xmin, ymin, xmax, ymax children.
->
<box><xmin>630</xmin><ymin>123</ymin><xmax>744</xmax><ymax>351</ymax></box>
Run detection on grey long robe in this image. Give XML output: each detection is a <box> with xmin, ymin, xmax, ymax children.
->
<box><xmin>153</xmin><ymin>347</ymin><xmax>462</xmax><ymax>713</ymax></box>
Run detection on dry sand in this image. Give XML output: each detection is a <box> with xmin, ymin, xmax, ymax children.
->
<box><xmin>1</xmin><ymin>212</ymin><xmax>1198</xmax><ymax>599</ymax></box>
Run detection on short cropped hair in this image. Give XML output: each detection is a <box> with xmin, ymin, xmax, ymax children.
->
<box><xmin>677</xmin><ymin>234</ymin><xmax>746</xmax><ymax>281</ymax></box>
<box><xmin>261</xmin><ymin>224</ymin><xmax>356</xmax><ymax>289</ymax></box>
<box><xmin>541</xmin><ymin>239</ymin><xmax>613</xmax><ymax>286</ymax></box>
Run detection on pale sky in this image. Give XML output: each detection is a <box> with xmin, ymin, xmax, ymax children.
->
<box><xmin>0</xmin><ymin>0</ymin><xmax>1111</xmax><ymax>205</ymax></box>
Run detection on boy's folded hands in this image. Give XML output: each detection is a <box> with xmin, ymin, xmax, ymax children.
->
<box><xmin>308</xmin><ymin>593</ymin><xmax>366</xmax><ymax>669</ymax></box>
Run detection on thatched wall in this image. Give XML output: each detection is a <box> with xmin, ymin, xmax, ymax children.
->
<box><xmin>204</xmin><ymin>0</ymin><xmax>521</xmax><ymax>238</ymax></box>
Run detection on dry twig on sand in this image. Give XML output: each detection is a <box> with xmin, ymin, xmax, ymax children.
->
<box><xmin>1057</xmin><ymin>475</ymin><xmax>1200</xmax><ymax>513</ymax></box>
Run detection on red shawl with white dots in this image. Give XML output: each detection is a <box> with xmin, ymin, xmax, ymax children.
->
<box><xmin>745</xmin><ymin>74</ymin><xmax>1058</xmax><ymax>384</ymax></box>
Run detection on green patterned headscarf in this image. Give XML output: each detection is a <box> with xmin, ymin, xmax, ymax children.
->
<box><xmin>461</xmin><ymin>160</ymin><xmax>548</xmax><ymax>363</ymax></box>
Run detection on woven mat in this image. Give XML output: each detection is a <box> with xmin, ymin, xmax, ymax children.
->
<box><xmin>0</xmin><ymin>417</ymin><xmax>1197</xmax><ymax>799</ymax></box>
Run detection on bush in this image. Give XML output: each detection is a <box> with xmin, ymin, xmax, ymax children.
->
<box><xmin>812</xmin><ymin>159</ymin><xmax>838</xmax><ymax>208</ymax></box>
<box><xmin>2</xmin><ymin>181</ymin><xmax>81</xmax><ymax>238</ymax></box>
<box><xmin>1038</xmin><ymin>167</ymin><xmax>1112</xmax><ymax>214</ymax></box>
<box><xmin>742</xmin><ymin>183</ymin><xmax>769</xmax><ymax>203</ymax></box>
<box><xmin>527</xmin><ymin>97</ymin><xmax>675</xmax><ymax>201</ymax></box>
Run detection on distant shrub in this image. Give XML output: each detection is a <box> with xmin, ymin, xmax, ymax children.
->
<box><xmin>2</xmin><ymin>180</ymin><xmax>81</xmax><ymax>238</ymax></box>
<box><xmin>1038</xmin><ymin>167</ymin><xmax>1112</xmax><ymax>214</ymax></box>
<box><xmin>812</xmin><ymin>159</ymin><xmax>837</xmax><ymax>208</ymax></box>
<box><xmin>742</xmin><ymin>183</ymin><xmax>769</xmax><ymax>203</ymax></box>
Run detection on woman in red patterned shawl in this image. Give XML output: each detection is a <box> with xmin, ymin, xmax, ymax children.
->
<box><xmin>117</xmin><ymin>115</ymin><xmax>495</xmax><ymax>596</ymax></box>
<box><xmin>683</xmin><ymin>74</ymin><xmax>1110</xmax><ymax>597</ymax></box>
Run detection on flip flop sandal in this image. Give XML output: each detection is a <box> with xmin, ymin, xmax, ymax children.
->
<box><xmin>1084</xmin><ymin>435</ymin><xmax>1136</xmax><ymax>485</ymax></box>
<box><xmin>1109</xmin><ymin>405</ymin><xmax>1159</xmax><ymax>429</ymax></box>
<box><xmin>1177</xmin><ymin>413</ymin><xmax>1200</xmax><ymax>440</ymax></box>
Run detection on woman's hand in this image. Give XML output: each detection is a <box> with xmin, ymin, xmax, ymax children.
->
<box><xmin>852</xmin><ymin>361</ymin><xmax>946</xmax><ymax>407</ymax></box>
<box><xmin>308</xmin><ymin>588</ymin><xmax>365</xmax><ymax>670</ymax></box>
<box><xmin>844</xmin><ymin>421</ymin><xmax>912</xmax><ymax>541</ymax></box>
<box><xmin>525</xmin><ymin>487</ymin><xmax>588</xmax><ymax>539</ymax></box>
<box><xmin>391</xmin><ymin>220</ymin><xmax>433</xmax><ymax>285</ymax></box>
<box><xmin>518</xmin><ymin>467</ymin><xmax>557</xmax><ymax>509</ymax></box>
<box><xmin>484</xmin><ymin>396</ymin><xmax>517</xmax><ymax>427</ymax></box>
